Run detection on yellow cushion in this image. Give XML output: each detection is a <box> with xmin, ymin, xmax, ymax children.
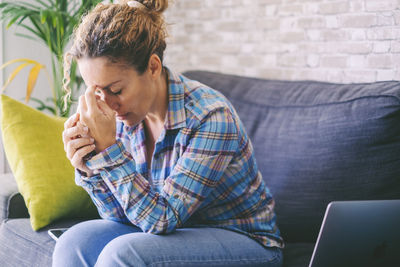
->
<box><xmin>1</xmin><ymin>94</ymin><xmax>98</xmax><ymax>230</ymax></box>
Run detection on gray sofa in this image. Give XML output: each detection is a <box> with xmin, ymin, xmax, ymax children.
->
<box><xmin>1</xmin><ymin>70</ymin><xmax>400</xmax><ymax>267</ymax></box>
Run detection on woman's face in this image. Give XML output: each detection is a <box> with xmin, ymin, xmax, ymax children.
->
<box><xmin>78</xmin><ymin>57</ymin><xmax>158</xmax><ymax>127</ymax></box>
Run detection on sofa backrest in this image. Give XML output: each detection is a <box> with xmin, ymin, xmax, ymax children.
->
<box><xmin>183</xmin><ymin>70</ymin><xmax>400</xmax><ymax>243</ymax></box>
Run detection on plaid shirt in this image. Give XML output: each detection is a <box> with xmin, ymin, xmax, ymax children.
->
<box><xmin>76</xmin><ymin>67</ymin><xmax>284</xmax><ymax>248</ymax></box>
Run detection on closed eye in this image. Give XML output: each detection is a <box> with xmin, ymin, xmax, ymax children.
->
<box><xmin>106</xmin><ymin>87</ymin><xmax>122</xmax><ymax>95</ymax></box>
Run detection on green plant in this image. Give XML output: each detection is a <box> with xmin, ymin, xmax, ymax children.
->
<box><xmin>0</xmin><ymin>0</ymin><xmax>107</xmax><ymax>117</ymax></box>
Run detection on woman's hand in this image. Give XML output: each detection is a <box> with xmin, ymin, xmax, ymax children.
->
<box><xmin>78</xmin><ymin>85</ymin><xmax>117</xmax><ymax>153</ymax></box>
<box><xmin>62</xmin><ymin>112</ymin><xmax>96</xmax><ymax>176</ymax></box>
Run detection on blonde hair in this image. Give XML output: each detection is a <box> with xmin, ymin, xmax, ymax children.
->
<box><xmin>63</xmin><ymin>0</ymin><xmax>169</xmax><ymax>111</ymax></box>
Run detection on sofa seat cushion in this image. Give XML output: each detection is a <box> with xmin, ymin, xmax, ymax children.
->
<box><xmin>0</xmin><ymin>218</ymin><xmax>82</xmax><ymax>267</ymax></box>
<box><xmin>283</xmin><ymin>242</ymin><xmax>315</xmax><ymax>267</ymax></box>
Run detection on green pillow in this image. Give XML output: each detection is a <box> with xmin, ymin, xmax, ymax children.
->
<box><xmin>0</xmin><ymin>94</ymin><xmax>98</xmax><ymax>230</ymax></box>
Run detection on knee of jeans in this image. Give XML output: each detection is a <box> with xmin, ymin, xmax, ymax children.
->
<box><xmin>95</xmin><ymin>235</ymin><xmax>147</xmax><ymax>267</ymax></box>
<box><xmin>52</xmin><ymin>220</ymin><xmax>104</xmax><ymax>266</ymax></box>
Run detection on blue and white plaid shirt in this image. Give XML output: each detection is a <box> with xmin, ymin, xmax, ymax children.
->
<box><xmin>76</xmin><ymin>67</ymin><xmax>284</xmax><ymax>248</ymax></box>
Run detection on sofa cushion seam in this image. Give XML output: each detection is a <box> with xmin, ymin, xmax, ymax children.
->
<box><xmin>231</xmin><ymin>95</ymin><xmax>400</xmax><ymax>110</ymax></box>
<box><xmin>2</xmin><ymin>219</ymin><xmax>54</xmax><ymax>255</ymax></box>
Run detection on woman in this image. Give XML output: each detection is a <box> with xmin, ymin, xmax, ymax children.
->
<box><xmin>57</xmin><ymin>0</ymin><xmax>284</xmax><ymax>266</ymax></box>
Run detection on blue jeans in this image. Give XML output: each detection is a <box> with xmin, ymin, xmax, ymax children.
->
<box><xmin>52</xmin><ymin>219</ymin><xmax>282</xmax><ymax>267</ymax></box>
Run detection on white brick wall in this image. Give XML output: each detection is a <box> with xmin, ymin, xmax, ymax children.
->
<box><xmin>164</xmin><ymin>0</ymin><xmax>400</xmax><ymax>83</ymax></box>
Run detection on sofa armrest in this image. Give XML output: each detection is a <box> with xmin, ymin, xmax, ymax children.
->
<box><xmin>0</xmin><ymin>173</ymin><xmax>29</xmax><ymax>221</ymax></box>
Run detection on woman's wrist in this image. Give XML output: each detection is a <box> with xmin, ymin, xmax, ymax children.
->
<box><xmin>95</xmin><ymin>139</ymin><xmax>116</xmax><ymax>153</ymax></box>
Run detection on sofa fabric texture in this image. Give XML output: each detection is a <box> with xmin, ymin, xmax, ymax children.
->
<box><xmin>183</xmin><ymin>71</ymin><xmax>400</xmax><ymax>245</ymax></box>
<box><xmin>0</xmin><ymin>173</ymin><xmax>29</xmax><ymax>221</ymax></box>
<box><xmin>1</xmin><ymin>70</ymin><xmax>399</xmax><ymax>267</ymax></box>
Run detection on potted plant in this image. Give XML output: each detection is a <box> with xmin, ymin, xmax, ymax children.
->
<box><xmin>0</xmin><ymin>0</ymin><xmax>110</xmax><ymax>117</ymax></box>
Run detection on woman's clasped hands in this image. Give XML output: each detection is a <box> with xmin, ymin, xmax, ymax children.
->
<box><xmin>62</xmin><ymin>85</ymin><xmax>117</xmax><ymax>175</ymax></box>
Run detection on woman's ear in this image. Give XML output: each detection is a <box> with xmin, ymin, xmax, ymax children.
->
<box><xmin>148</xmin><ymin>54</ymin><xmax>162</xmax><ymax>78</ymax></box>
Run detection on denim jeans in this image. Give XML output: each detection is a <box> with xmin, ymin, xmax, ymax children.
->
<box><xmin>52</xmin><ymin>219</ymin><xmax>282</xmax><ymax>267</ymax></box>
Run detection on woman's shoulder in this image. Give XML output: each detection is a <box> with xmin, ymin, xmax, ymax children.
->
<box><xmin>167</xmin><ymin>67</ymin><xmax>239</xmax><ymax>126</ymax></box>
<box><xmin>180</xmin><ymin>74</ymin><xmax>232</xmax><ymax>113</ymax></box>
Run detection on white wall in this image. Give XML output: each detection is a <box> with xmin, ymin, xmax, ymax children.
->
<box><xmin>3</xmin><ymin>26</ymin><xmax>53</xmax><ymax>104</ymax></box>
<box><xmin>0</xmin><ymin>21</ymin><xmax>4</xmax><ymax>173</ymax></box>
<box><xmin>164</xmin><ymin>0</ymin><xmax>400</xmax><ymax>83</ymax></box>
<box><xmin>1</xmin><ymin>16</ymin><xmax>52</xmax><ymax>173</ymax></box>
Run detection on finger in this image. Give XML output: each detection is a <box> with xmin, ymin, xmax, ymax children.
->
<box><xmin>85</xmin><ymin>85</ymin><xmax>98</xmax><ymax>115</ymax></box>
<box><xmin>70</xmin><ymin>136</ymin><xmax>94</xmax><ymax>150</ymax></box>
<box><xmin>66</xmin><ymin>137</ymin><xmax>94</xmax><ymax>159</ymax></box>
<box><xmin>78</xmin><ymin>95</ymin><xmax>87</xmax><ymax>115</ymax></box>
<box><xmin>76</xmin><ymin>121</ymin><xmax>89</xmax><ymax>133</ymax></box>
<box><xmin>62</xmin><ymin>128</ymin><xmax>76</xmax><ymax>151</ymax></box>
<box><xmin>64</xmin><ymin>113</ymin><xmax>79</xmax><ymax>130</ymax></box>
<box><xmin>79</xmin><ymin>95</ymin><xmax>89</xmax><ymax>126</ymax></box>
<box><xmin>64</xmin><ymin>123</ymin><xmax>89</xmax><ymax>139</ymax></box>
<box><xmin>77</xmin><ymin>97</ymin><xmax>82</xmax><ymax>115</ymax></box>
<box><xmin>63</xmin><ymin>124</ymin><xmax>89</xmax><ymax>145</ymax></box>
<box><xmin>71</xmin><ymin>144</ymin><xmax>96</xmax><ymax>169</ymax></box>
<box><xmin>64</xmin><ymin>137</ymin><xmax>94</xmax><ymax>159</ymax></box>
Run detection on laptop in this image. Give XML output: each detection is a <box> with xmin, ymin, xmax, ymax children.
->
<box><xmin>309</xmin><ymin>200</ymin><xmax>400</xmax><ymax>267</ymax></box>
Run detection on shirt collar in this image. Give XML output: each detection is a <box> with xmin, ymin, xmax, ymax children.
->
<box><xmin>164</xmin><ymin>67</ymin><xmax>186</xmax><ymax>130</ymax></box>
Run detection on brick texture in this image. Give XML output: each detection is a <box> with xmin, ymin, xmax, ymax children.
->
<box><xmin>164</xmin><ymin>0</ymin><xmax>400</xmax><ymax>83</ymax></box>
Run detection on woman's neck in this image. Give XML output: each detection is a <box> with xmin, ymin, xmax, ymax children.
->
<box><xmin>146</xmin><ymin>68</ymin><xmax>169</xmax><ymax>127</ymax></box>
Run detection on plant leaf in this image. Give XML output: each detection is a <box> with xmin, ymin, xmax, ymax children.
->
<box><xmin>0</xmin><ymin>58</ymin><xmax>39</xmax><ymax>70</ymax></box>
<box><xmin>30</xmin><ymin>96</ymin><xmax>46</xmax><ymax>108</ymax></box>
<box><xmin>30</xmin><ymin>97</ymin><xmax>56</xmax><ymax>114</ymax></box>
<box><xmin>1</xmin><ymin>62</ymin><xmax>31</xmax><ymax>93</ymax></box>
<box><xmin>16</xmin><ymin>14</ymin><xmax>30</xmax><ymax>25</ymax></box>
<box><xmin>6</xmin><ymin>11</ymin><xmax>27</xmax><ymax>29</ymax></box>
<box><xmin>15</xmin><ymin>32</ymin><xmax>39</xmax><ymax>42</ymax></box>
<box><xmin>17</xmin><ymin>2</ymin><xmax>41</xmax><ymax>11</ymax></box>
<box><xmin>52</xmin><ymin>13</ymin><xmax>57</xmax><ymax>27</ymax></box>
<box><xmin>58</xmin><ymin>13</ymin><xmax>64</xmax><ymax>36</ymax></box>
<box><xmin>0</xmin><ymin>0</ymin><xmax>106</xmax><ymax>117</ymax></box>
<box><xmin>27</xmin><ymin>16</ymin><xmax>47</xmax><ymax>44</ymax></box>
<box><xmin>40</xmin><ymin>10</ymin><xmax>48</xmax><ymax>24</ymax></box>
<box><xmin>26</xmin><ymin>64</ymin><xmax>44</xmax><ymax>103</ymax></box>
<box><xmin>33</xmin><ymin>0</ymin><xmax>51</xmax><ymax>9</ymax></box>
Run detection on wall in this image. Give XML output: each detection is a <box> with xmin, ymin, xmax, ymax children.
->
<box><xmin>0</xmin><ymin>22</ymin><xmax>4</xmax><ymax>173</ymax></box>
<box><xmin>0</xmin><ymin>0</ymin><xmax>399</xmax><ymax>171</ymax></box>
<box><xmin>1</xmin><ymin>15</ymin><xmax>52</xmax><ymax>173</ymax></box>
<box><xmin>2</xmin><ymin>27</ymin><xmax>53</xmax><ymax>104</ymax></box>
<box><xmin>164</xmin><ymin>0</ymin><xmax>400</xmax><ymax>83</ymax></box>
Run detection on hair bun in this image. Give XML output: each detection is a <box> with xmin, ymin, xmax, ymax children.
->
<box><xmin>127</xmin><ymin>1</ymin><xmax>147</xmax><ymax>9</ymax></box>
<box><xmin>121</xmin><ymin>0</ymin><xmax>168</xmax><ymax>13</ymax></box>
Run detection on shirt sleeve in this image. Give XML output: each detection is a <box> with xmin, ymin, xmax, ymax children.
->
<box><xmin>75</xmin><ymin>169</ymin><xmax>130</xmax><ymax>223</ymax></box>
<box><xmin>85</xmin><ymin>107</ymin><xmax>239</xmax><ymax>234</ymax></box>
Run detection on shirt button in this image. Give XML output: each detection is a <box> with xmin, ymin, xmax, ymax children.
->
<box><xmin>188</xmin><ymin>102</ymin><xmax>194</xmax><ymax>107</ymax></box>
<box><xmin>174</xmin><ymin>194</ymin><xmax>179</xmax><ymax>199</ymax></box>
